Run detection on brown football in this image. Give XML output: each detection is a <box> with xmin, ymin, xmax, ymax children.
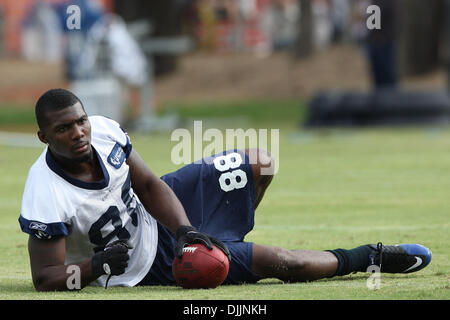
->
<box><xmin>172</xmin><ymin>244</ymin><xmax>229</xmax><ymax>289</ymax></box>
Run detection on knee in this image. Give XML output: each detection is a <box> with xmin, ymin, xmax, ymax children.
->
<box><xmin>245</xmin><ymin>148</ymin><xmax>275</xmax><ymax>182</ymax></box>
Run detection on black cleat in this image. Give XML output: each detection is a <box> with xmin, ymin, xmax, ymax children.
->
<box><xmin>368</xmin><ymin>242</ymin><xmax>432</xmax><ymax>273</ymax></box>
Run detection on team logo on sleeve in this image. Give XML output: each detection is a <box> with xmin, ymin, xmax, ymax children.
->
<box><xmin>108</xmin><ymin>143</ymin><xmax>126</xmax><ymax>169</ymax></box>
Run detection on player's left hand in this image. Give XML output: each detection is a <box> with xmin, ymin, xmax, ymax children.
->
<box><xmin>175</xmin><ymin>225</ymin><xmax>231</xmax><ymax>262</ymax></box>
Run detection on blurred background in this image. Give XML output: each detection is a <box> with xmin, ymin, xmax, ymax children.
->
<box><xmin>0</xmin><ymin>0</ymin><xmax>449</xmax><ymax>132</ymax></box>
<box><xmin>1</xmin><ymin>1</ymin><xmax>450</xmax><ymax>300</ymax></box>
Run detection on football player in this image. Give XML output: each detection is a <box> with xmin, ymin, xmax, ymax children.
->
<box><xmin>19</xmin><ymin>89</ymin><xmax>432</xmax><ymax>291</ymax></box>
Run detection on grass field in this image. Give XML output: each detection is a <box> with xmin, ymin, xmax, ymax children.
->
<box><xmin>0</xmin><ymin>100</ymin><xmax>449</xmax><ymax>300</ymax></box>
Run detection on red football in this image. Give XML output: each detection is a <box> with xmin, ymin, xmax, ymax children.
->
<box><xmin>172</xmin><ymin>244</ymin><xmax>229</xmax><ymax>289</ymax></box>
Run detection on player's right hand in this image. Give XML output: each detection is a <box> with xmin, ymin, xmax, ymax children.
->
<box><xmin>175</xmin><ymin>225</ymin><xmax>231</xmax><ymax>262</ymax></box>
<box><xmin>91</xmin><ymin>240</ymin><xmax>132</xmax><ymax>278</ymax></box>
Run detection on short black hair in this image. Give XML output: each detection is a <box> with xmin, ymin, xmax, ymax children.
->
<box><xmin>35</xmin><ymin>88</ymin><xmax>83</xmax><ymax>130</ymax></box>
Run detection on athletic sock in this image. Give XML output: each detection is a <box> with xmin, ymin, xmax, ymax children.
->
<box><xmin>327</xmin><ymin>245</ymin><xmax>374</xmax><ymax>277</ymax></box>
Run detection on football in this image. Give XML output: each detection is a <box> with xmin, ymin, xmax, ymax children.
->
<box><xmin>172</xmin><ymin>243</ymin><xmax>229</xmax><ymax>289</ymax></box>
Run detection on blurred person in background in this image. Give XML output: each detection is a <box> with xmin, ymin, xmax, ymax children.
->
<box><xmin>364</xmin><ymin>0</ymin><xmax>399</xmax><ymax>89</ymax></box>
<box><xmin>21</xmin><ymin>1</ymin><xmax>63</xmax><ymax>63</ymax></box>
<box><xmin>330</xmin><ymin>0</ymin><xmax>351</xmax><ymax>43</ymax></box>
<box><xmin>261</xmin><ymin>0</ymin><xmax>300</xmax><ymax>53</ymax></box>
<box><xmin>55</xmin><ymin>0</ymin><xmax>106</xmax><ymax>81</ymax></box>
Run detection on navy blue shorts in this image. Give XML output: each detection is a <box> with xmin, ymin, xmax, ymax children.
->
<box><xmin>138</xmin><ymin>150</ymin><xmax>261</xmax><ymax>285</ymax></box>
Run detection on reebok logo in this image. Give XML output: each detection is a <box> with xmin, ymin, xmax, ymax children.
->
<box><xmin>29</xmin><ymin>222</ymin><xmax>47</xmax><ymax>231</ymax></box>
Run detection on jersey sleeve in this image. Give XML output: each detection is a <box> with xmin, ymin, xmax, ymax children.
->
<box><xmin>120</xmin><ymin>124</ymin><xmax>133</xmax><ymax>158</ymax></box>
<box><xmin>19</xmin><ymin>162</ymin><xmax>70</xmax><ymax>240</ymax></box>
<box><xmin>89</xmin><ymin>115</ymin><xmax>133</xmax><ymax>158</ymax></box>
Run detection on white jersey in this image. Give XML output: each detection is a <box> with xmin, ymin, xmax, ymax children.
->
<box><xmin>19</xmin><ymin>116</ymin><xmax>158</xmax><ymax>287</ymax></box>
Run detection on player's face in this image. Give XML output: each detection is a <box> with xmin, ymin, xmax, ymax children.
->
<box><xmin>39</xmin><ymin>102</ymin><xmax>93</xmax><ymax>163</ymax></box>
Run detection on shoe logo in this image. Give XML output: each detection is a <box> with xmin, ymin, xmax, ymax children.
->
<box><xmin>403</xmin><ymin>257</ymin><xmax>422</xmax><ymax>272</ymax></box>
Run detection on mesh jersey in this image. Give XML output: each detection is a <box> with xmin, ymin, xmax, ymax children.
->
<box><xmin>19</xmin><ymin>116</ymin><xmax>158</xmax><ymax>287</ymax></box>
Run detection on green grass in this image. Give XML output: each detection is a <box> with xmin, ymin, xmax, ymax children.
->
<box><xmin>0</xmin><ymin>103</ymin><xmax>37</xmax><ymax>125</ymax></box>
<box><xmin>162</xmin><ymin>99</ymin><xmax>305</xmax><ymax>125</ymax></box>
<box><xmin>0</xmin><ymin>100</ymin><xmax>449</xmax><ymax>300</ymax></box>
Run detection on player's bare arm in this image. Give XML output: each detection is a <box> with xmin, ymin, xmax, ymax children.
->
<box><xmin>28</xmin><ymin>235</ymin><xmax>131</xmax><ymax>291</ymax></box>
<box><xmin>28</xmin><ymin>236</ymin><xmax>95</xmax><ymax>291</ymax></box>
<box><xmin>126</xmin><ymin>149</ymin><xmax>191</xmax><ymax>234</ymax></box>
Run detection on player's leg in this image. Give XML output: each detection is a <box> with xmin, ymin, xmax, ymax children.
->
<box><xmin>242</xmin><ymin>149</ymin><xmax>432</xmax><ymax>281</ymax></box>
<box><xmin>244</xmin><ymin>148</ymin><xmax>274</xmax><ymax>209</ymax></box>
<box><xmin>241</xmin><ymin>149</ymin><xmax>339</xmax><ymax>282</ymax></box>
<box><xmin>251</xmin><ymin>244</ymin><xmax>338</xmax><ymax>282</ymax></box>
<box><xmin>245</xmin><ymin>148</ymin><xmax>339</xmax><ymax>282</ymax></box>
<box><xmin>250</xmin><ymin>242</ymin><xmax>432</xmax><ymax>283</ymax></box>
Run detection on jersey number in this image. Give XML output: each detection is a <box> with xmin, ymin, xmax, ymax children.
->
<box><xmin>213</xmin><ymin>152</ymin><xmax>248</xmax><ymax>192</ymax></box>
<box><xmin>88</xmin><ymin>173</ymin><xmax>138</xmax><ymax>251</ymax></box>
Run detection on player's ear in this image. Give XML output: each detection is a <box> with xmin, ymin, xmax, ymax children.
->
<box><xmin>37</xmin><ymin>130</ymin><xmax>48</xmax><ymax>145</ymax></box>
